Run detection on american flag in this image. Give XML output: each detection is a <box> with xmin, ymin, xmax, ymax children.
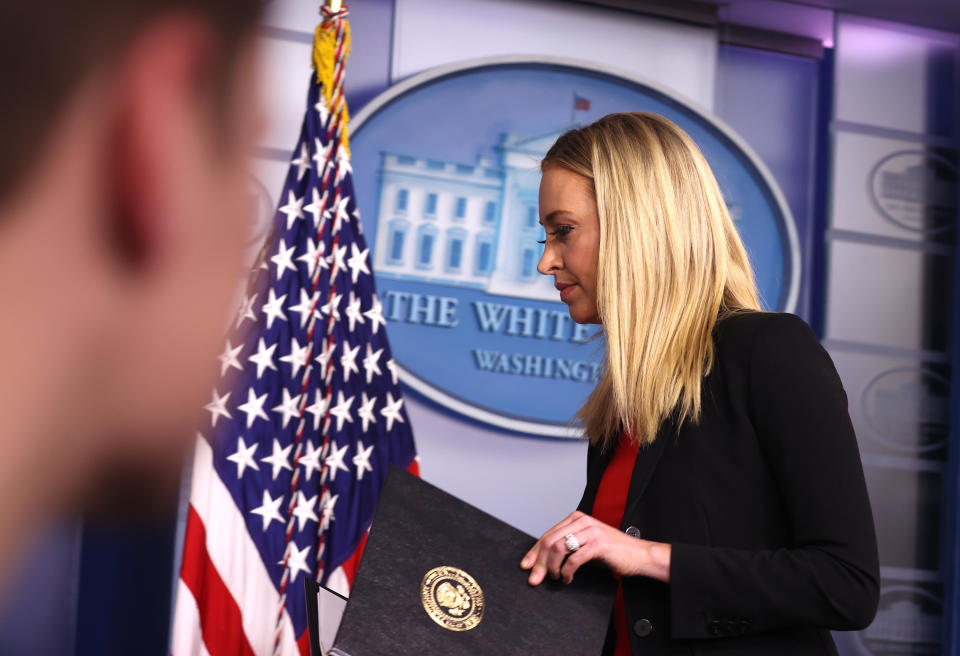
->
<box><xmin>171</xmin><ymin>7</ymin><xmax>418</xmax><ymax>655</ymax></box>
<box><xmin>573</xmin><ymin>93</ymin><xmax>591</xmax><ymax>111</ymax></box>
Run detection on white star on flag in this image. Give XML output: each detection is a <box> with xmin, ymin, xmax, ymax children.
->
<box><xmin>345</xmin><ymin>292</ymin><xmax>364</xmax><ymax>332</ymax></box>
<box><xmin>235</xmin><ymin>292</ymin><xmax>257</xmax><ymax>328</ymax></box>
<box><xmin>297</xmin><ymin>238</ymin><xmax>327</xmax><ymax>277</ymax></box>
<box><xmin>362</xmin><ymin>344</ymin><xmax>383</xmax><ymax>383</ymax></box>
<box><xmin>328</xmin><ymin>244</ymin><xmax>347</xmax><ymax>273</ymax></box>
<box><xmin>329</xmin><ymin>391</ymin><xmax>355</xmax><ymax>431</ymax></box>
<box><xmin>357</xmin><ymin>392</ymin><xmax>377</xmax><ymax>432</ymax></box>
<box><xmin>292</xmin><ymin>491</ymin><xmax>320</xmax><ymax>531</ymax></box>
<box><xmin>320</xmin><ymin>490</ymin><xmax>338</xmax><ymax>532</ymax></box>
<box><xmin>272</xmin><ymin>388</ymin><xmax>302</xmax><ymax>429</ymax></box>
<box><xmin>381</xmin><ymin>392</ymin><xmax>405</xmax><ymax>431</ymax></box>
<box><xmin>261</xmin><ymin>289</ymin><xmax>288</xmax><ymax>330</ymax></box>
<box><xmin>298</xmin><ymin>440</ymin><xmax>322</xmax><ymax>481</ymax></box>
<box><xmin>279</xmin><ymin>337</ymin><xmax>309</xmax><ymax>378</ymax></box>
<box><xmin>335</xmin><ymin>150</ymin><xmax>353</xmax><ymax>186</ymax></box>
<box><xmin>352</xmin><ymin>440</ymin><xmax>374</xmax><ymax>481</ymax></box>
<box><xmin>320</xmin><ymin>292</ymin><xmax>343</xmax><ymax>323</ymax></box>
<box><xmin>270</xmin><ymin>239</ymin><xmax>297</xmax><ymax>278</ymax></box>
<box><xmin>226</xmin><ymin>437</ymin><xmax>259</xmax><ymax>479</ymax></box>
<box><xmin>314</xmin><ymin>97</ymin><xmax>330</xmax><ymax>125</ymax></box>
<box><xmin>278</xmin><ymin>190</ymin><xmax>305</xmax><ymax>230</ymax></box>
<box><xmin>340</xmin><ymin>342</ymin><xmax>360</xmax><ymax>382</ymax></box>
<box><xmin>251</xmin><ymin>490</ymin><xmax>284</xmax><ymax>531</ymax></box>
<box><xmin>304</xmin><ymin>188</ymin><xmax>327</xmax><ymax>228</ymax></box>
<box><xmin>324</xmin><ymin>440</ymin><xmax>350</xmax><ymax>481</ymax></box>
<box><xmin>289</xmin><ymin>289</ymin><xmax>321</xmax><ymax>329</ymax></box>
<box><xmin>204</xmin><ymin>389</ymin><xmax>232</xmax><ymax>427</ymax></box>
<box><xmin>218</xmin><ymin>341</ymin><xmax>243</xmax><ymax>377</ymax></box>
<box><xmin>237</xmin><ymin>388</ymin><xmax>269</xmax><ymax>428</ymax></box>
<box><xmin>315</xmin><ymin>340</ymin><xmax>336</xmax><ymax>378</ymax></box>
<box><xmin>260</xmin><ymin>438</ymin><xmax>293</xmax><ymax>481</ymax></box>
<box><xmin>282</xmin><ymin>543</ymin><xmax>312</xmax><ymax>581</ymax></box>
<box><xmin>331</xmin><ymin>196</ymin><xmax>351</xmax><ymax>235</ymax></box>
<box><xmin>364</xmin><ymin>295</ymin><xmax>386</xmax><ymax>334</ymax></box>
<box><xmin>248</xmin><ymin>338</ymin><xmax>278</xmax><ymax>379</ymax></box>
<box><xmin>305</xmin><ymin>389</ymin><xmax>329</xmax><ymax>431</ymax></box>
<box><xmin>312</xmin><ymin>137</ymin><xmax>332</xmax><ymax>173</ymax></box>
<box><xmin>290</xmin><ymin>143</ymin><xmax>311</xmax><ymax>181</ymax></box>
<box><xmin>346</xmin><ymin>243</ymin><xmax>370</xmax><ymax>283</ymax></box>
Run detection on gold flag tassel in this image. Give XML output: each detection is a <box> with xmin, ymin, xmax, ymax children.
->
<box><xmin>313</xmin><ymin>4</ymin><xmax>352</xmax><ymax>155</ymax></box>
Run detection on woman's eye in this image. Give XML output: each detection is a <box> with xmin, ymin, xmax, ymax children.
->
<box><xmin>537</xmin><ymin>225</ymin><xmax>574</xmax><ymax>244</ymax></box>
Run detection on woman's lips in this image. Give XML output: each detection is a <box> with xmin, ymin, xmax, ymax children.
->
<box><xmin>556</xmin><ymin>282</ymin><xmax>576</xmax><ymax>303</ymax></box>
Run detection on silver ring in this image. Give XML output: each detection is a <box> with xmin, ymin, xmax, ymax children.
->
<box><xmin>563</xmin><ymin>533</ymin><xmax>580</xmax><ymax>553</ymax></box>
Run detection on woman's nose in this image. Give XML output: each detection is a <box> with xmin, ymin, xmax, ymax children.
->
<box><xmin>537</xmin><ymin>245</ymin><xmax>558</xmax><ymax>276</ymax></box>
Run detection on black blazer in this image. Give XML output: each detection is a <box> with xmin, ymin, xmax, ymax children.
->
<box><xmin>577</xmin><ymin>312</ymin><xmax>880</xmax><ymax>655</ymax></box>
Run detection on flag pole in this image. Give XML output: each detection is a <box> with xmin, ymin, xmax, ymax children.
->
<box><xmin>274</xmin><ymin>4</ymin><xmax>351</xmax><ymax>652</ymax></box>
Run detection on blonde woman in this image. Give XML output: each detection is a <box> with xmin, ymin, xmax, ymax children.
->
<box><xmin>520</xmin><ymin>113</ymin><xmax>879</xmax><ymax>655</ymax></box>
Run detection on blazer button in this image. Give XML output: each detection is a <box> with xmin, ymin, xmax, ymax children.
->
<box><xmin>633</xmin><ymin>618</ymin><xmax>653</xmax><ymax>637</ymax></box>
<box><xmin>625</xmin><ymin>526</ymin><xmax>641</xmax><ymax>538</ymax></box>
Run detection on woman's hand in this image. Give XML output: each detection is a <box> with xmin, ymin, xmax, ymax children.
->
<box><xmin>520</xmin><ymin>511</ymin><xmax>672</xmax><ymax>585</ymax></box>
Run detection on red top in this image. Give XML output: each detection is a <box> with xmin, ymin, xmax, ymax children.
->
<box><xmin>590</xmin><ymin>436</ymin><xmax>640</xmax><ymax>655</ymax></box>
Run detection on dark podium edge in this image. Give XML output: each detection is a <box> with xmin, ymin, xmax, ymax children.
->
<box><xmin>304</xmin><ymin>577</ymin><xmax>348</xmax><ymax>656</ymax></box>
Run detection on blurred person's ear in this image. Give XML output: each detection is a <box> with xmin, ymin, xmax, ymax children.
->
<box><xmin>109</xmin><ymin>15</ymin><xmax>223</xmax><ymax>269</ymax></box>
<box><xmin>89</xmin><ymin>15</ymin><xmax>260</xmax><ymax>512</ymax></box>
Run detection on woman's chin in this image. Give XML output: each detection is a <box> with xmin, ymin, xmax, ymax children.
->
<box><xmin>567</xmin><ymin>304</ymin><xmax>601</xmax><ymax>325</ymax></box>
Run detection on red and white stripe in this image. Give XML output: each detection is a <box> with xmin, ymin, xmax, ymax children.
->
<box><xmin>171</xmin><ymin>438</ymin><xmax>302</xmax><ymax>656</ymax></box>
<box><xmin>170</xmin><ymin>440</ymin><xmax>419</xmax><ymax>655</ymax></box>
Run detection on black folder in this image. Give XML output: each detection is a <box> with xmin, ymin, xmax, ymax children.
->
<box><xmin>329</xmin><ymin>468</ymin><xmax>617</xmax><ymax>655</ymax></box>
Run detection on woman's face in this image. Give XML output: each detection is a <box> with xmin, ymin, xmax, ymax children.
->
<box><xmin>537</xmin><ymin>164</ymin><xmax>601</xmax><ymax>324</ymax></box>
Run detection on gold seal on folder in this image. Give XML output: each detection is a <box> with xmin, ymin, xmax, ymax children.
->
<box><xmin>420</xmin><ymin>566</ymin><xmax>485</xmax><ymax>631</ymax></box>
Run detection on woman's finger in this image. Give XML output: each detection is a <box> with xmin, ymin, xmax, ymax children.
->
<box><xmin>560</xmin><ymin>540</ymin><xmax>599</xmax><ymax>584</ymax></box>
<box><xmin>522</xmin><ymin>511</ymin><xmax>585</xmax><ymax>572</ymax></box>
<box><xmin>543</xmin><ymin>518</ymin><xmax>599</xmax><ymax>579</ymax></box>
<box><xmin>528</xmin><ymin>527</ymin><xmax>576</xmax><ymax>585</ymax></box>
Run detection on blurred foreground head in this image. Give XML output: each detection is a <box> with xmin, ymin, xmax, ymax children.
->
<box><xmin>0</xmin><ymin>0</ymin><xmax>262</xmax><ymax>584</ymax></box>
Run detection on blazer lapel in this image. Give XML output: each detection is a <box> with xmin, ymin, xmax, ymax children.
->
<box><xmin>618</xmin><ymin>418</ymin><xmax>674</xmax><ymax>529</ymax></box>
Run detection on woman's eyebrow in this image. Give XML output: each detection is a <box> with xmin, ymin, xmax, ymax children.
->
<box><xmin>540</xmin><ymin>210</ymin><xmax>574</xmax><ymax>225</ymax></box>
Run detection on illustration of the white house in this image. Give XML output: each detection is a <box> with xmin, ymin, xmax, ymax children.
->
<box><xmin>881</xmin><ymin>162</ymin><xmax>956</xmax><ymax>210</ymax></box>
<box><xmin>371</xmin><ymin>128</ymin><xmax>574</xmax><ymax>302</ymax></box>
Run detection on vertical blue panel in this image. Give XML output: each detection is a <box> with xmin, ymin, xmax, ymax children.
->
<box><xmin>825</xmin><ymin>16</ymin><xmax>958</xmax><ymax>656</ymax></box>
<box><xmin>943</xmin><ymin>60</ymin><xmax>960</xmax><ymax>656</ymax></box>
<box><xmin>808</xmin><ymin>48</ymin><xmax>834</xmax><ymax>337</ymax></box>
<box><xmin>714</xmin><ymin>44</ymin><xmax>821</xmax><ymax>321</ymax></box>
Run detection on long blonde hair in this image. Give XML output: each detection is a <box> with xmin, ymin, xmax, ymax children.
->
<box><xmin>542</xmin><ymin>112</ymin><xmax>761</xmax><ymax>448</ymax></box>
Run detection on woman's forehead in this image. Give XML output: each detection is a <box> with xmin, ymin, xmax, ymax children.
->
<box><xmin>539</xmin><ymin>169</ymin><xmax>595</xmax><ymax>218</ymax></box>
